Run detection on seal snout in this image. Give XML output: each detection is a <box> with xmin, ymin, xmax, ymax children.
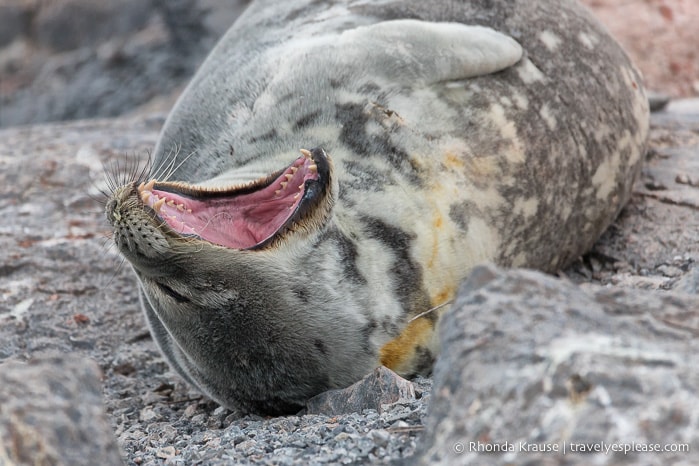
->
<box><xmin>134</xmin><ymin>147</ymin><xmax>333</xmax><ymax>250</ymax></box>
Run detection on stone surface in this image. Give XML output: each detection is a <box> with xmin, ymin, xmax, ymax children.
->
<box><xmin>305</xmin><ymin>366</ymin><xmax>416</xmax><ymax>416</ymax></box>
<box><xmin>581</xmin><ymin>0</ymin><xmax>699</xmax><ymax>98</ymax></box>
<box><xmin>414</xmin><ymin>264</ymin><xmax>699</xmax><ymax>466</ymax></box>
<box><xmin>0</xmin><ymin>354</ymin><xmax>124</xmax><ymax>466</ymax></box>
<box><xmin>0</xmin><ymin>0</ymin><xmax>249</xmax><ymax>127</ymax></box>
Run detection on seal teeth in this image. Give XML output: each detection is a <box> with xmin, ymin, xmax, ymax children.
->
<box><xmin>138</xmin><ymin>182</ymin><xmax>145</xmax><ymax>191</ymax></box>
<box><xmin>143</xmin><ymin>180</ymin><xmax>156</xmax><ymax>192</ymax></box>
<box><xmin>141</xmin><ymin>191</ymin><xmax>151</xmax><ymax>204</ymax></box>
<box><xmin>275</xmin><ymin>189</ymin><xmax>281</xmax><ymax>196</ymax></box>
<box><xmin>153</xmin><ymin>198</ymin><xmax>166</xmax><ymax>212</ymax></box>
<box><xmin>300</xmin><ymin>148</ymin><xmax>312</xmax><ymax>159</ymax></box>
<box><xmin>285</xmin><ymin>173</ymin><xmax>294</xmax><ymax>181</ymax></box>
<box><xmin>291</xmin><ymin>166</ymin><xmax>298</xmax><ymax>174</ymax></box>
<box><xmin>280</xmin><ymin>181</ymin><xmax>288</xmax><ymax>189</ymax></box>
<box><xmin>177</xmin><ymin>204</ymin><xmax>185</xmax><ymax>211</ymax></box>
<box><xmin>293</xmin><ymin>192</ymin><xmax>301</xmax><ymax>200</ymax></box>
<box><xmin>309</xmin><ymin>164</ymin><xmax>318</xmax><ymax>172</ymax></box>
<box><xmin>167</xmin><ymin>200</ymin><xmax>176</xmax><ymax>207</ymax></box>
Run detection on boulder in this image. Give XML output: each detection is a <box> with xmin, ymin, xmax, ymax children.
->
<box><xmin>305</xmin><ymin>366</ymin><xmax>416</xmax><ymax>416</ymax></box>
<box><xmin>0</xmin><ymin>354</ymin><xmax>124</xmax><ymax>466</ymax></box>
<box><xmin>414</xmin><ymin>265</ymin><xmax>699</xmax><ymax>465</ymax></box>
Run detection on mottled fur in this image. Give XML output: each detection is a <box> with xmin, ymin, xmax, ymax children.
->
<box><xmin>107</xmin><ymin>0</ymin><xmax>648</xmax><ymax>414</ymax></box>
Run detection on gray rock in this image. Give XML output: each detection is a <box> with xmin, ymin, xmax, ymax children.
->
<box><xmin>414</xmin><ymin>264</ymin><xmax>699</xmax><ymax>466</ymax></box>
<box><xmin>0</xmin><ymin>354</ymin><xmax>124</xmax><ymax>466</ymax></box>
<box><xmin>0</xmin><ymin>0</ymin><xmax>250</xmax><ymax>128</ymax></box>
<box><xmin>34</xmin><ymin>0</ymin><xmax>153</xmax><ymax>53</ymax></box>
<box><xmin>305</xmin><ymin>366</ymin><xmax>416</xmax><ymax>416</ymax></box>
<box><xmin>665</xmin><ymin>97</ymin><xmax>699</xmax><ymax>115</ymax></box>
<box><xmin>647</xmin><ymin>91</ymin><xmax>671</xmax><ymax>112</ymax></box>
<box><xmin>674</xmin><ymin>266</ymin><xmax>699</xmax><ymax>294</ymax></box>
<box><xmin>0</xmin><ymin>1</ymin><xmax>30</xmax><ymax>48</ymax></box>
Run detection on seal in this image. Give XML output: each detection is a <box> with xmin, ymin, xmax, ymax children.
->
<box><xmin>105</xmin><ymin>0</ymin><xmax>649</xmax><ymax>415</ymax></box>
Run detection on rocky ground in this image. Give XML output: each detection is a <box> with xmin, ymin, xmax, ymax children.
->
<box><xmin>1</xmin><ymin>102</ymin><xmax>697</xmax><ymax>465</ymax></box>
<box><xmin>581</xmin><ymin>0</ymin><xmax>699</xmax><ymax>98</ymax></box>
<box><xmin>0</xmin><ymin>0</ymin><xmax>249</xmax><ymax>127</ymax></box>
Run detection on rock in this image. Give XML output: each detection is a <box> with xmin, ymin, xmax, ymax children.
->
<box><xmin>413</xmin><ymin>264</ymin><xmax>699</xmax><ymax>466</ymax></box>
<box><xmin>665</xmin><ymin>97</ymin><xmax>699</xmax><ymax>115</ymax></box>
<box><xmin>305</xmin><ymin>366</ymin><xmax>416</xmax><ymax>416</ymax></box>
<box><xmin>581</xmin><ymin>0</ymin><xmax>699</xmax><ymax>98</ymax></box>
<box><xmin>0</xmin><ymin>354</ymin><xmax>124</xmax><ymax>466</ymax></box>
<box><xmin>647</xmin><ymin>91</ymin><xmax>671</xmax><ymax>112</ymax></box>
<box><xmin>674</xmin><ymin>266</ymin><xmax>699</xmax><ymax>294</ymax></box>
<box><xmin>34</xmin><ymin>0</ymin><xmax>153</xmax><ymax>53</ymax></box>
<box><xmin>0</xmin><ymin>0</ymin><xmax>251</xmax><ymax>128</ymax></box>
<box><xmin>0</xmin><ymin>1</ymin><xmax>30</xmax><ymax>48</ymax></box>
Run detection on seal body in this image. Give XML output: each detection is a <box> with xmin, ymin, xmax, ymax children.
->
<box><xmin>106</xmin><ymin>0</ymin><xmax>649</xmax><ymax>414</ymax></box>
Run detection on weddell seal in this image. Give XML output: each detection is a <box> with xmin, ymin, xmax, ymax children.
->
<box><xmin>105</xmin><ymin>0</ymin><xmax>649</xmax><ymax>414</ymax></box>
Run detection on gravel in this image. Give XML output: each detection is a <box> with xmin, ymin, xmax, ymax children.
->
<box><xmin>113</xmin><ymin>377</ymin><xmax>432</xmax><ymax>465</ymax></box>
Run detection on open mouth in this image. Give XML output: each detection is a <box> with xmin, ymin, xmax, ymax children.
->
<box><xmin>137</xmin><ymin>148</ymin><xmax>331</xmax><ymax>249</ymax></box>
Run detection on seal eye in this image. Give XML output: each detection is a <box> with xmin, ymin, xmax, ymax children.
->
<box><xmin>156</xmin><ymin>282</ymin><xmax>189</xmax><ymax>303</ymax></box>
<box><xmin>135</xmin><ymin>148</ymin><xmax>331</xmax><ymax>249</ymax></box>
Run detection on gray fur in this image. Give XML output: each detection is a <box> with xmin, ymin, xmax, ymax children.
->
<box><xmin>106</xmin><ymin>0</ymin><xmax>649</xmax><ymax>414</ymax></box>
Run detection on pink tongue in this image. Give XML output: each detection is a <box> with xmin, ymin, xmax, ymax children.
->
<box><xmin>142</xmin><ymin>157</ymin><xmax>317</xmax><ymax>249</ymax></box>
<box><xmin>152</xmin><ymin>192</ymin><xmax>298</xmax><ymax>248</ymax></box>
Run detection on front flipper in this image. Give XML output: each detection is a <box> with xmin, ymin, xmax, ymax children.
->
<box><xmin>338</xmin><ymin>19</ymin><xmax>523</xmax><ymax>84</ymax></box>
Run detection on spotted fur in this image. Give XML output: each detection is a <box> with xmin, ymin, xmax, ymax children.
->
<box><xmin>106</xmin><ymin>0</ymin><xmax>649</xmax><ymax>415</ymax></box>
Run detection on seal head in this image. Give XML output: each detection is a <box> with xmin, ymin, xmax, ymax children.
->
<box><xmin>106</xmin><ymin>148</ymin><xmax>350</xmax><ymax>414</ymax></box>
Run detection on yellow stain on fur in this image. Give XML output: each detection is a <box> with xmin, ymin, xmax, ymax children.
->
<box><xmin>433</xmin><ymin>287</ymin><xmax>453</xmax><ymax>306</ymax></box>
<box><xmin>427</xmin><ymin>211</ymin><xmax>444</xmax><ymax>269</ymax></box>
<box><xmin>443</xmin><ymin>151</ymin><xmax>465</xmax><ymax>171</ymax></box>
<box><xmin>379</xmin><ymin>317</ymin><xmax>434</xmax><ymax>376</ymax></box>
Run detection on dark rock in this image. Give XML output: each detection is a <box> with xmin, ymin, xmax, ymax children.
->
<box><xmin>0</xmin><ymin>1</ymin><xmax>30</xmax><ymax>48</ymax></box>
<box><xmin>647</xmin><ymin>91</ymin><xmax>671</xmax><ymax>112</ymax></box>
<box><xmin>0</xmin><ymin>354</ymin><xmax>124</xmax><ymax>466</ymax></box>
<box><xmin>413</xmin><ymin>264</ymin><xmax>699</xmax><ymax>466</ymax></box>
<box><xmin>34</xmin><ymin>0</ymin><xmax>154</xmax><ymax>53</ymax></box>
<box><xmin>0</xmin><ymin>0</ymin><xmax>251</xmax><ymax>128</ymax></box>
<box><xmin>305</xmin><ymin>366</ymin><xmax>416</xmax><ymax>416</ymax></box>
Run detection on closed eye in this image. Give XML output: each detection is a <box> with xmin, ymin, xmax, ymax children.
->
<box><xmin>157</xmin><ymin>282</ymin><xmax>189</xmax><ymax>303</ymax></box>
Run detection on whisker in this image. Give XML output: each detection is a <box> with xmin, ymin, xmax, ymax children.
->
<box><xmin>151</xmin><ymin>144</ymin><xmax>181</xmax><ymax>182</ymax></box>
<box><xmin>163</xmin><ymin>148</ymin><xmax>198</xmax><ymax>182</ymax></box>
<box><xmin>408</xmin><ymin>300</ymin><xmax>454</xmax><ymax>323</ymax></box>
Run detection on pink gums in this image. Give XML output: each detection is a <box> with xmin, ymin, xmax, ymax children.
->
<box><xmin>141</xmin><ymin>156</ymin><xmax>318</xmax><ymax>249</ymax></box>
